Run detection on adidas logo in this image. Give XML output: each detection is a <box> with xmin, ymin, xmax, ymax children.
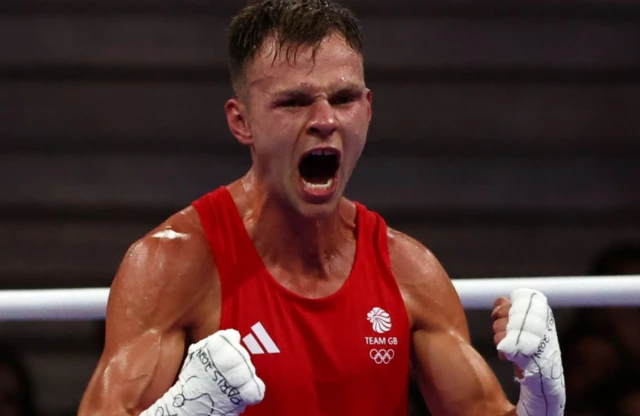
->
<box><xmin>242</xmin><ymin>322</ymin><xmax>280</xmax><ymax>355</ymax></box>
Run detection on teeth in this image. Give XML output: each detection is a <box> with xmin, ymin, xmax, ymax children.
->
<box><xmin>302</xmin><ymin>178</ymin><xmax>334</xmax><ymax>191</ymax></box>
<box><xmin>309</xmin><ymin>149</ymin><xmax>337</xmax><ymax>157</ymax></box>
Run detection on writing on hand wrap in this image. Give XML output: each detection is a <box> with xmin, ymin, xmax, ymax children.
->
<box><xmin>193</xmin><ymin>346</ymin><xmax>245</xmax><ymax>406</ymax></box>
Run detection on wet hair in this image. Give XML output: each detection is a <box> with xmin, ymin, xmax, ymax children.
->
<box><xmin>227</xmin><ymin>0</ymin><xmax>364</xmax><ymax>94</ymax></box>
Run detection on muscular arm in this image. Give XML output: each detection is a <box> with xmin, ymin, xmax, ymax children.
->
<box><xmin>79</xmin><ymin>210</ymin><xmax>217</xmax><ymax>416</ymax></box>
<box><xmin>388</xmin><ymin>230</ymin><xmax>515</xmax><ymax>416</ymax></box>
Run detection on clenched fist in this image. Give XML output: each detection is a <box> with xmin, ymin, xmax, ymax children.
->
<box><xmin>491</xmin><ymin>295</ymin><xmax>513</xmax><ymax>363</ymax></box>
<box><xmin>141</xmin><ymin>329</ymin><xmax>265</xmax><ymax>416</ymax></box>
<box><xmin>491</xmin><ymin>289</ymin><xmax>566</xmax><ymax>415</ymax></box>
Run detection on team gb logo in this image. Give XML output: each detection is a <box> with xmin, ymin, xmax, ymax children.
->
<box><xmin>367</xmin><ymin>307</ymin><xmax>392</xmax><ymax>334</ymax></box>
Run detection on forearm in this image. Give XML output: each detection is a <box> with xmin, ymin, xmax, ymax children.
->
<box><xmin>78</xmin><ymin>357</ymin><xmax>161</xmax><ymax>416</ymax></box>
<box><xmin>79</xmin><ymin>410</ymin><xmax>138</xmax><ymax>416</ymax></box>
<box><xmin>78</xmin><ymin>399</ymin><xmax>140</xmax><ymax>416</ymax></box>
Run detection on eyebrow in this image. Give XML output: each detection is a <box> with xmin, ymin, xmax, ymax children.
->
<box><xmin>273</xmin><ymin>82</ymin><xmax>366</xmax><ymax>98</ymax></box>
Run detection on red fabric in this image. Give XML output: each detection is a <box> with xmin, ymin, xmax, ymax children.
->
<box><xmin>192</xmin><ymin>187</ymin><xmax>410</xmax><ymax>415</ymax></box>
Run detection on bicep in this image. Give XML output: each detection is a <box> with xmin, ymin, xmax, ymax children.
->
<box><xmin>387</xmin><ymin>229</ymin><xmax>513</xmax><ymax>415</ymax></box>
<box><xmin>412</xmin><ymin>324</ymin><xmax>511</xmax><ymax>416</ymax></box>
<box><xmin>411</xmin><ymin>277</ymin><xmax>512</xmax><ymax>415</ymax></box>
<box><xmin>79</xmin><ymin>239</ymin><xmax>191</xmax><ymax>415</ymax></box>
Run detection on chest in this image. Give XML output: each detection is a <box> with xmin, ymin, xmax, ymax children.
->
<box><xmin>222</xmin><ymin>284</ymin><xmax>410</xmax><ymax>413</ymax></box>
<box><xmin>244</xmin><ymin>302</ymin><xmax>406</xmax><ymax>370</ymax></box>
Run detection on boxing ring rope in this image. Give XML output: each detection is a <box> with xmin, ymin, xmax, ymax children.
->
<box><xmin>0</xmin><ymin>276</ymin><xmax>638</xmax><ymax>321</ymax></box>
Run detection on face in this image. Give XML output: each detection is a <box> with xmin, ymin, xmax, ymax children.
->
<box><xmin>226</xmin><ymin>33</ymin><xmax>372</xmax><ymax>218</ymax></box>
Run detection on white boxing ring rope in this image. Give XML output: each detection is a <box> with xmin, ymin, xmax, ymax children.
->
<box><xmin>0</xmin><ymin>276</ymin><xmax>639</xmax><ymax>321</ymax></box>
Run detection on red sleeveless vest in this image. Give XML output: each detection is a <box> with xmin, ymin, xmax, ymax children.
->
<box><xmin>193</xmin><ymin>187</ymin><xmax>410</xmax><ymax>415</ymax></box>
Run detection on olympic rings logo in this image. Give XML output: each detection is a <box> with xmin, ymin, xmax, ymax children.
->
<box><xmin>369</xmin><ymin>349</ymin><xmax>395</xmax><ymax>364</ymax></box>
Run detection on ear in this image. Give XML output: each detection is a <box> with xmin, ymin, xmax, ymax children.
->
<box><xmin>365</xmin><ymin>88</ymin><xmax>373</xmax><ymax>122</ymax></box>
<box><xmin>225</xmin><ymin>98</ymin><xmax>253</xmax><ymax>146</ymax></box>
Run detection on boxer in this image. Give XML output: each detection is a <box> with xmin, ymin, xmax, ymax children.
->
<box><xmin>79</xmin><ymin>1</ymin><xmax>566</xmax><ymax>414</ymax></box>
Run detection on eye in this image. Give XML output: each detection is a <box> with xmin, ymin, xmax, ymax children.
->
<box><xmin>279</xmin><ymin>99</ymin><xmax>301</xmax><ymax>107</ymax></box>
<box><xmin>330</xmin><ymin>92</ymin><xmax>359</xmax><ymax>106</ymax></box>
<box><xmin>277</xmin><ymin>96</ymin><xmax>312</xmax><ymax>108</ymax></box>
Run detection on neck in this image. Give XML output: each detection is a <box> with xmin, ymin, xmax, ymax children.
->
<box><xmin>234</xmin><ymin>170</ymin><xmax>355</xmax><ymax>277</ymax></box>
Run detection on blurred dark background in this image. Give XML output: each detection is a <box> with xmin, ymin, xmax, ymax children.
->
<box><xmin>0</xmin><ymin>0</ymin><xmax>639</xmax><ymax>414</ymax></box>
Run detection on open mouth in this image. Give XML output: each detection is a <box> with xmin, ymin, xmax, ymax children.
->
<box><xmin>298</xmin><ymin>148</ymin><xmax>341</xmax><ymax>193</ymax></box>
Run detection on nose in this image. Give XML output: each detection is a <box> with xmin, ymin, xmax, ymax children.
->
<box><xmin>306</xmin><ymin>100</ymin><xmax>338</xmax><ymax>139</ymax></box>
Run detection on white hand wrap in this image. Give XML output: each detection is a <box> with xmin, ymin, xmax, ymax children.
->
<box><xmin>497</xmin><ymin>289</ymin><xmax>566</xmax><ymax>416</ymax></box>
<box><xmin>141</xmin><ymin>329</ymin><xmax>265</xmax><ymax>416</ymax></box>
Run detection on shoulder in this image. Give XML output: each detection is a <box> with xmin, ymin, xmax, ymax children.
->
<box><xmin>126</xmin><ymin>207</ymin><xmax>212</xmax><ymax>282</ymax></box>
<box><xmin>108</xmin><ymin>206</ymin><xmax>216</xmax><ymax>328</ymax></box>
<box><xmin>387</xmin><ymin>228</ymin><xmax>467</xmax><ymax>336</ymax></box>
<box><xmin>387</xmin><ymin>228</ymin><xmax>442</xmax><ymax>284</ymax></box>
<box><xmin>386</xmin><ymin>228</ymin><xmax>449</xmax><ymax>296</ymax></box>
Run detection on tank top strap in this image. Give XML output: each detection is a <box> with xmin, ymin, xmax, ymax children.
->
<box><xmin>353</xmin><ymin>202</ymin><xmax>393</xmax><ymax>272</ymax></box>
<box><xmin>192</xmin><ymin>186</ymin><xmax>262</xmax><ymax>289</ymax></box>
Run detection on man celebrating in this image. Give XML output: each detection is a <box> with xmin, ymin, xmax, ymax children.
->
<box><xmin>79</xmin><ymin>1</ymin><xmax>566</xmax><ymax>415</ymax></box>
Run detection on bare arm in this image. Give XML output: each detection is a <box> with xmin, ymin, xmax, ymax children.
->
<box><xmin>79</xmin><ymin>213</ymin><xmax>216</xmax><ymax>416</ymax></box>
<box><xmin>388</xmin><ymin>230</ymin><xmax>516</xmax><ymax>416</ymax></box>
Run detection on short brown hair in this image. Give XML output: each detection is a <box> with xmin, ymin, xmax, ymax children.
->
<box><xmin>227</xmin><ymin>0</ymin><xmax>364</xmax><ymax>93</ymax></box>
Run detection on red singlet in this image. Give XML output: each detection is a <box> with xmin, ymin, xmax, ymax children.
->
<box><xmin>193</xmin><ymin>187</ymin><xmax>410</xmax><ymax>415</ymax></box>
